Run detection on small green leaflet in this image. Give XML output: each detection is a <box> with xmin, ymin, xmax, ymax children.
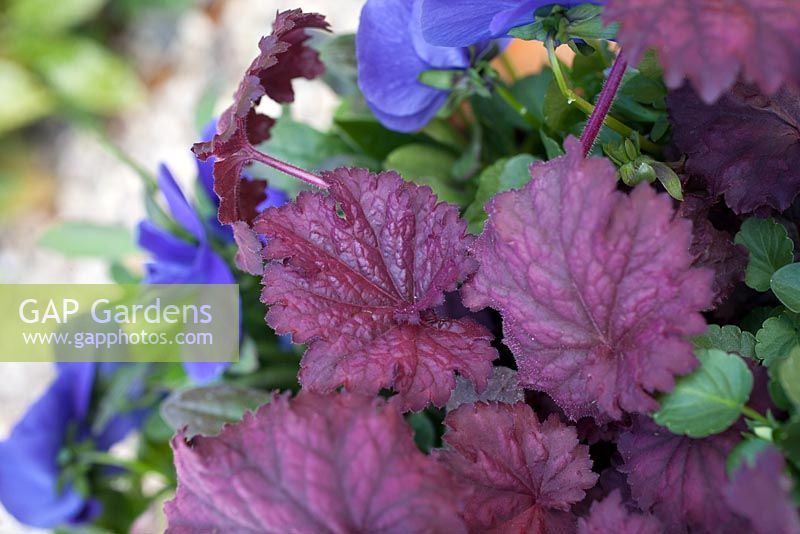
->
<box><xmin>734</xmin><ymin>218</ymin><xmax>794</xmax><ymax>292</ymax></box>
<box><xmin>39</xmin><ymin>221</ymin><xmax>138</xmax><ymax>259</ymax></box>
<box><xmin>693</xmin><ymin>324</ymin><xmax>756</xmax><ymax>359</ymax></box>
<box><xmin>383</xmin><ymin>144</ymin><xmax>466</xmax><ymax>205</ymax></box>
<box><xmin>654</xmin><ymin>349</ymin><xmax>753</xmax><ymax>438</ymax></box>
<box><xmin>755</xmin><ymin>312</ymin><xmax>800</xmax><ymax>366</ymax></box>
<box><xmin>771</xmin><ymin>263</ymin><xmax>800</xmax><ymax>313</ymax></box>
<box><xmin>160</xmin><ymin>384</ymin><xmax>272</xmax><ymax>438</ymax></box>
<box><xmin>778</xmin><ymin>347</ymin><xmax>800</xmax><ymax>407</ymax></box>
<box><xmin>464</xmin><ymin>154</ymin><xmax>537</xmax><ymax>233</ymax></box>
<box><xmin>775</xmin><ymin>416</ymin><xmax>800</xmax><ymax>470</ymax></box>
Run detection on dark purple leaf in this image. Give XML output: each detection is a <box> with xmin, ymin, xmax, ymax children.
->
<box><xmin>464</xmin><ymin>137</ymin><xmax>713</xmax><ymax>420</ymax></box>
<box><xmin>192</xmin><ymin>10</ymin><xmax>329</xmax><ymax>224</ymax></box>
<box><xmin>724</xmin><ymin>447</ymin><xmax>800</xmax><ymax>534</ymax></box>
<box><xmin>165</xmin><ymin>392</ymin><xmax>466</xmax><ymax>533</ymax></box>
<box><xmin>677</xmin><ymin>194</ymin><xmax>748</xmax><ymax>304</ymax></box>
<box><xmin>254</xmin><ymin>167</ymin><xmax>496</xmax><ymax>411</ymax></box>
<box><xmin>669</xmin><ymin>83</ymin><xmax>800</xmax><ymax>214</ymax></box>
<box><xmin>606</xmin><ymin>0</ymin><xmax>800</xmax><ymax>102</ymax></box>
<box><xmin>577</xmin><ymin>490</ymin><xmax>662</xmax><ymax>534</ymax></box>
<box><xmin>435</xmin><ymin>401</ymin><xmax>597</xmax><ymax>532</ymax></box>
<box><xmin>618</xmin><ymin>416</ymin><xmax>748</xmax><ymax>532</ymax></box>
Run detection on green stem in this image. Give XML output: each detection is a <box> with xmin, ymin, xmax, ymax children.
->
<box><xmin>544</xmin><ymin>37</ymin><xmax>661</xmax><ymax>156</ymax></box>
<box><xmin>495</xmin><ymin>83</ymin><xmax>541</xmax><ymax>130</ymax></box>
<box><xmin>80</xmin><ymin>451</ymin><xmax>162</xmax><ymax>479</ymax></box>
<box><xmin>499</xmin><ymin>52</ymin><xmax>519</xmax><ymax>83</ymax></box>
<box><xmin>741</xmin><ymin>406</ymin><xmax>772</xmax><ymax>428</ymax></box>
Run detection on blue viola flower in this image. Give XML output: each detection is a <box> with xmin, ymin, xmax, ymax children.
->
<box><xmin>420</xmin><ymin>0</ymin><xmax>605</xmax><ymax>47</ymax></box>
<box><xmin>136</xmin><ymin>164</ymin><xmax>235</xmax><ymax>383</ymax></box>
<box><xmin>357</xmin><ymin>0</ymin><xmax>478</xmax><ymax>132</ymax></box>
<box><xmin>0</xmin><ymin>363</ymin><xmax>139</xmax><ymax>528</ymax></box>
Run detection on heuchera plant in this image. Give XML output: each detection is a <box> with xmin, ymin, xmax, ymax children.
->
<box><xmin>5</xmin><ymin>1</ymin><xmax>800</xmax><ymax>532</ymax></box>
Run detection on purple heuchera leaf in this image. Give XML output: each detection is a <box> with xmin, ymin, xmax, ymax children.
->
<box><xmin>164</xmin><ymin>392</ymin><xmax>466</xmax><ymax>533</ymax></box>
<box><xmin>435</xmin><ymin>401</ymin><xmax>597</xmax><ymax>532</ymax></box>
<box><xmin>254</xmin><ymin>167</ymin><xmax>496</xmax><ymax>411</ymax></box>
<box><xmin>577</xmin><ymin>490</ymin><xmax>662</xmax><ymax>534</ymax></box>
<box><xmin>677</xmin><ymin>195</ymin><xmax>748</xmax><ymax>304</ymax></box>
<box><xmin>420</xmin><ymin>0</ymin><xmax>604</xmax><ymax>47</ymax></box>
<box><xmin>463</xmin><ymin>137</ymin><xmax>713</xmax><ymax>420</ymax></box>
<box><xmin>669</xmin><ymin>83</ymin><xmax>800</xmax><ymax>214</ymax></box>
<box><xmin>724</xmin><ymin>447</ymin><xmax>800</xmax><ymax>534</ymax></box>
<box><xmin>618</xmin><ymin>416</ymin><xmax>749</xmax><ymax>532</ymax></box>
<box><xmin>605</xmin><ymin>0</ymin><xmax>800</xmax><ymax>103</ymax></box>
<box><xmin>192</xmin><ymin>9</ymin><xmax>328</xmax><ymax>223</ymax></box>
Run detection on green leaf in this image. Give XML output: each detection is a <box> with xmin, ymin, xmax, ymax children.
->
<box><xmin>159</xmin><ymin>384</ymin><xmax>272</xmax><ymax>438</ymax></box>
<box><xmin>741</xmin><ymin>306</ymin><xmax>783</xmax><ymax>334</ymax></box>
<box><xmin>772</xmin><ymin>263</ymin><xmax>800</xmax><ymax>312</ymax></box>
<box><xmin>755</xmin><ymin>312</ymin><xmax>800</xmax><ymax>366</ymax></box>
<box><xmin>6</xmin><ymin>0</ymin><xmax>107</xmax><ymax>33</ymax></box>
<box><xmin>315</xmin><ymin>33</ymin><xmax>358</xmax><ymax>97</ymax></box>
<box><xmin>464</xmin><ymin>155</ymin><xmax>537</xmax><ymax>234</ymax></box>
<box><xmin>40</xmin><ymin>221</ymin><xmax>138</xmax><ymax>258</ymax></box>
<box><xmin>256</xmin><ymin>113</ymin><xmax>375</xmax><ymax>195</ymax></box>
<box><xmin>405</xmin><ymin>412</ymin><xmax>436</xmax><ymax>453</ymax></box>
<box><xmin>383</xmin><ymin>144</ymin><xmax>466</xmax><ymax>205</ymax></box>
<box><xmin>93</xmin><ymin>364</ymin><xmax>152</xmax><ymax>434</ymax></box>
<box><xmin>779</xmin><ymin>347</ymin><xmax>800</xmax><ymax>407</ymax></box>
<box><xmin>726</xmin><ymin>438</ymin><xmax>773</xmax><ymax>475</ymax></box>
<box><xmin>734</xmin><ymin>218</ymin><xmax>794</xmax><ymax>292</ymax></box>
<box><xmin>333</xmin><ymin>96</ymin><xmax>425</xmax><ymax>161</ymax></box>
<box><xmin>543</xmin><ymin>77</ymin><xmax>584</xmax><ymax>134</ymax></box>
<box><xmin>19</xmin><ymin>39</ymin><xmax>142</xmax><ymax>115</ymax></box>
<box><xmin>693</xmin><ymin>324</ymin><xmax>756</xmax><ymax>359</ymax></box>
<box><xmin>654</xmin><ymin>349</ymin><xmax>753</xmax><ymax>438</ymax></box>
<box><xmin>22</xmin><ymin>37</ymin><xmax>145</xmax><ymax>114</ymax></box>
<box><xmin>510</xmin><ymin>71</ymin><xmax>555</xmax><ymax>130</ymax></box>
<box><xmin>0</xmin><ymin>59</ymin><xmax>55</xmax><ymax>134</ymax></box>
<box><xmin>775</xmin><ymin>416</ymin><xmax>800</xmax><ymax>469</ymax></box>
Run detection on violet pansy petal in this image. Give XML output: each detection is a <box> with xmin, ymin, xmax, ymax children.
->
<box><xmin>157</xmin><ymin>164</ymin><xmax>205</xmax><ymax>241</ymax></box>
<box><xmin>136</xmin><ymin>221</ymin><xmax>197</xmax><ymax>265</ymax></box>
<box><xmin>357</xmin><ymin>0</ymin><xmax>451</xmax><ymax>127</ymax></box>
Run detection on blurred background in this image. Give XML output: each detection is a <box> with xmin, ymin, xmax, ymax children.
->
<box><xmin>0</xmin><ymin>1</ymin><xmax>362</xmax><ymax>531</ymax></box>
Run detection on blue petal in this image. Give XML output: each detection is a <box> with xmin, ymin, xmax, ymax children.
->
<box><xmin>181</xmin><ymin>361</ymin><xmax>231</xmax><ymax>384</ymax></box>
<box><xmin>420</xmin><ymin>0</ymin><xmax>523</xmax><ymax>47</ymax></box>
<box><xmin>257</xmin><ymin>186</ymin><xmax>290</xmax><ymax>211</ymax></box>
<box><xmin>196</xmin><ymin>119</ymin><xmax>218</xmax><ymax>204</ymax></box>
<box><xmin>136</xmin><ymin>221</ymin><xmax>197</xmax><ymax>265</ymax></box>
<box><xmin>421</xmin><ymin>0</ymin><xmax>603</xmax><ymax>47</ymax></box>
<box><xmin>157</xmin><ymin>164</ymin><xmax>205</xmax><ymax>241</ymax></box>
<box><xmin>357</xmin><ymin>0</ymin><xmax>463</xmax><ymax>129</ymax></box>
<box><xmin>366</xmin><ymin>94</ymin><xmax>448</xmax><ymax>133</ymax></box>
<box><xmin>0</xmin><ymin>372</ymin><xmax>92</xmax><ymax>527</ymax></box>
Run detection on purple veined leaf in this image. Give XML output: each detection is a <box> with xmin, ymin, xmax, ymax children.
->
<box><xmin>434</xmin><ymin>401</ymin><xmax>597</xmax><ymax>532</ymax></box>
<box><xmin>618</xmin><ymin>416</ymin><xmax>749</xmax><ymax>532</ymax></box>
<box><xmin>254</xmin><ymin>167</ymin><xmax>497</xmax><ymax>411</ymax></box>
<box><xmin>165</xmin><ymin>392</ymin><xmax>466</xmax><ymax>533</ymax></box>
<box><xmin>577</xmin><ymin>490</ymin><xmax>662</xmax><ymax>534</ymax></box>
<box><xmin>676</xmin><ymin>194</ymin><xmax>748</xmax><ymax>305</ymax></box>
<box><xmin>605</xmin><ymin>0</ymin><xmax>800</xmax><ymax>103</ymax></box>
<box><xmin>463</xmin><ymin>137</ymin><xmax>714</xmax><ymax>421</ymax></box>
<box><xmin>192</xmin><ymin>9</ymin><xmax>330</xmax><ymax>224</ymax></box>
<box><xmin>669</xmin><ymin>82</ymin><xmax>800</xmax><ymax>214</ymax></box>
<box><xmin>724</xmin><ymin>447</ymin><xmax>800</xmax><ymax>534</ymax></box>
